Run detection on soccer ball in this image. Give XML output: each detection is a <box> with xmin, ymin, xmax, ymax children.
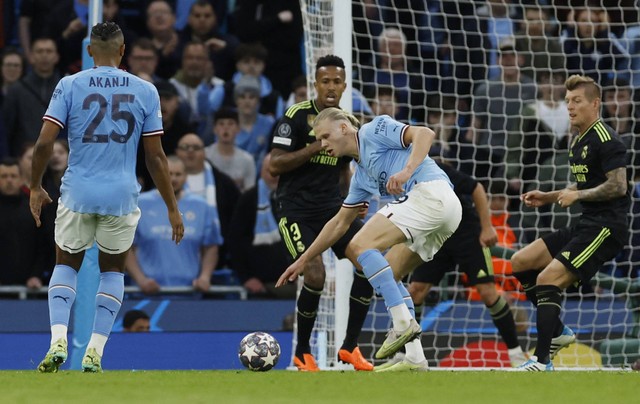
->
<box><xmin>238</xmin><ymin>332</ymin><xmax>281</xmax><ymax>371</ymax></box>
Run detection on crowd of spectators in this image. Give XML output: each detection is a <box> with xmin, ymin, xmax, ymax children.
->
<box><xmin>1</xmin><ymin>0</ymin><xmax>639</xmax><ymax>298</ymax></box>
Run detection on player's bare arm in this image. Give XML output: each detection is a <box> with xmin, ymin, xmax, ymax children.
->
<box><xmin>386</xmin><ymin>126</ymin><xmax>435</xmax><ymax>195</ymax></box>
<box><xmin>276</xmin><ymin>206</ymin><xmax>360</xmax><ymax>287</ymax></box>
<box><xmin>269</xmin><ymin>141</ymin><xmax>324</xmax><ymax>176</ymax></box>
<box><xmin>143</xmin><ymin>135</ymin><xmax>184</xmax><ymax>244</ymax></box>
<box><xmin>574</xmin><ymin>167</ymin><xmax>628</xmax><ymax>203</ymax></box>
<box><xmin>29</xmin><ymin>121</ymin><xmax>60</xmax><ymax>227</ymax></box>
<box><xmin>472</xmin><ymin>183</ymin><xmax>498</xmax><ymax>247</ymax></box>
<box><xmin>521</xmin><ymin>189</ymin><xmax>561</xmax><ymax>208</ymax></box>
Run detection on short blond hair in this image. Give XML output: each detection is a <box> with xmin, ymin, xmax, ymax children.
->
<box><xmin>313</xmin><ymin>107</ymin><xmax>361</xmax><ymax>129</ymax></box>
<box><xmin>565</xmin><ymin>74</ymin><xmax>600</xmax><ymax>101</ymax></box>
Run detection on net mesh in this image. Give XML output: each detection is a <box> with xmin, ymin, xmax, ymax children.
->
<box><xmin>294</xmin><ymin>0</ymin><xmax>640</xmax><ymax>369</ymax></box>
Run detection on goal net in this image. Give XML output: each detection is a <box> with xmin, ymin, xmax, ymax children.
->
<box><xmin>294</xmin><ymin>0</ymin><xmax>640</xmax><ymax>369</ymax></box>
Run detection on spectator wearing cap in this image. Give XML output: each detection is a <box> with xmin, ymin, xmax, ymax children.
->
<box><xmin>200</xmin><ymin>43</ymin><xmax>284</xmax><ymax>120</ymax></box>
<box><xmin>136</xmin><ymin>81</ymin><xmax>196</xmax><ymax>191</ymax></box>
<box><xmin>204</xmin><ymin>108</ymin><xmax>256</xmax><ymax>192</ymax></box>
<box><xmin>465</xmin><ymin>37</ymin><xmax>536</xmax><ymax>180</ymax></box>
<box><xmin>234</xmin><ymin>75</ymin><xmax>275</xmax><ymax>172</ymax></box>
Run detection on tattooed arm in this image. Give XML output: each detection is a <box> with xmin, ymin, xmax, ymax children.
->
<box><xmin>557</xmin><ymin>167</ymin><xmax>627</xmax><ymax>207</ymax></box>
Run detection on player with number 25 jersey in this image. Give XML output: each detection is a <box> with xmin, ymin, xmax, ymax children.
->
<box><xmin>44</xmin><ymin>66</ymin><xmax>163</xmax><ymax>215</ymax></box>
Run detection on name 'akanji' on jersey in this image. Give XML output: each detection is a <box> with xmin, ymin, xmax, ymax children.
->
<box><xmin>89</xmin><ymin>76</ymin><xmax>130</xmax><ymax>88</ymax></box>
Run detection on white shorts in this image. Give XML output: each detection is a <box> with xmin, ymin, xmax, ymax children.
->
<box><xmin>377</xmin><ymin>180</ymin><xmax>462</xmax><ymax>262</ymax></box>
<box><xmin>54</xmin><ymin>201</ymin><xmax>141</xmax><ymax>254</ymax></box>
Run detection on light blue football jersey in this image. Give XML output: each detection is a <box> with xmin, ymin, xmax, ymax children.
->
<box><xmin>134</xmin><ymin>191</ymin><xmax>223</xmax><ymax>286</ymax></box>
<box><xmin>343</xmin><ymin>115</ymin><xmax>452</xmax><ymax>207</ymax></box>
<box><xmin>44</xmin><ymin>66</ymin><xmax>163</xmax><ymax>215</ymax></box>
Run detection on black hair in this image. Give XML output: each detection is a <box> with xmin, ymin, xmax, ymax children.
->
<box><xmin>315</xmin><ymin>54</ymin><xmax>345</xmax><ymax>72</ymax></box>
<box><xmin>123</xmin><ymin>310</ymin><xmax>150</xmax><ymax>329</ymax></box>
<box><xmin>235</xmin><ymin>43</ymin><xmax>268</xmax><ymax>63</ymax></box>
<box><xmin>214</xmin><ymin>107</ymin><xmax>239</xmax><ymax>123</ymax></box>
<box><xmin>91</xmin><ymin>21</ymin><xmax>122</xmax><ymax>42</ymax></box>
<box><xmin>191</xmin><ymin>0</ymin><xmax>214</xmax><ymax>12</ymax></box>
<box><xmin>0</xmin><ymin>157</ymin><xmax>20</xmax><ymax>168</ymax></box>
<box><xmin>291</xmin><ymin>74</ymin><xmax>307</xmax><ymax>90</ymax></box>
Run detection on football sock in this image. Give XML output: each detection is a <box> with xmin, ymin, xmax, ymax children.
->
<box><xmin>48</xmin><ymin>265</ymin><xmax>77</xmax><ymax>344</ymax></box>
<box><xmin>358</xmin><ymin>249</ymin><xmax>411</xmax><ymax>331</ymax></box>
<box><xmin>404</xmin><ymin>339</ymin><xmax>426</xmax><ymax>363</ymax></box>
<box><xmin>397</xmin><ymin>282</ymin><xmax>415</xmax><ymax>319</ymax></box>
<box><xmin>296</xmin><ymin>283</ymin><xmax>323</xmax><ymax>356</ymax></box>
<box><xmin>342</xmin><ymin>270</ymin><xmax>373</xmax><ymax>351</ymax></box>
<box><xmin>88</xmin><ymin>272</ymin><xmax>124</xmax><ymax>357</ymax></box>
<box><xmin>533</xmin><ymin>285</ymin><xmax>563</xmax><ymax>364</ymax></box>
<box><xmin>513</xmin><ymin>270</ymin><xmax>539</xmax><ymax>305</ymax></box>
<box><xmin>487</xmin><ymin>295</ymin><xmax>520</xmax><ymax>349</ymax></box>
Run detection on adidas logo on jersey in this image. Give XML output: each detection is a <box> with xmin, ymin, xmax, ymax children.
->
<box><xmin>477</xmin><ymin>269</ymin><xmax>488</xmax><ymax>278</ymax></box>
<box><xmin>561</xmin><ymin>251</ymin><xmax>570</xmax><ymax>260</ymax></box>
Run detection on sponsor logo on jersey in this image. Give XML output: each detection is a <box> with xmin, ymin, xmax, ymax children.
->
<box><xmin>581</xmin><ymin>145</ymin><xmax>589</xmax><ymax>159</ymax></box>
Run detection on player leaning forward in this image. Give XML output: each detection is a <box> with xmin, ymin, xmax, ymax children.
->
<box><xmin>277</xmin><ymin>108</ymin><xmax>462</xmax><ymax>371</ymax></box>
<box><xmin>31</xmin><ymin>22</ymin><xmax>183</xmax><ymax>372</ymax></box>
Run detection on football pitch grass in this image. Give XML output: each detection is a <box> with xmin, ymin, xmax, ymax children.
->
<box><xmin>2</xmin><ymin>370</ymin><xmax>636</xmax><ymax>403</ymax></box>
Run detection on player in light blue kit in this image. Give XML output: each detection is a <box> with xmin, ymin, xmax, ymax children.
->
<box><xmin>30</xmin><ymin>22</ymin><xmax>184</xmax><ymax>373</ymax></box>
<box><xmin>277</xmin><ymin>108</ymin><xmax>462</xmax><ymax>371</ymax></box>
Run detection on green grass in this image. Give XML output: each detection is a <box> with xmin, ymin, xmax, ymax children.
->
<box><xmin>2</xmin><ymin>370</ymin><xmax>637</xmax><ymax>404</ymax></box>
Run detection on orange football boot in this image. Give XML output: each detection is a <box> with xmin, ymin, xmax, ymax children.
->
<box><xmin>338</xmin><ymin>346</ymin><xmax>374</xmax><ymax>371</ymax></box>
<box><xmin>294</xmin><ymin>353</ymin><xmax>320</xmax><ymax>372</ymax></box>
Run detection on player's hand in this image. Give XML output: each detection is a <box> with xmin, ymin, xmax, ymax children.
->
<box><xmin>168</xmin><ymin>210</ymin><xmax>184</xmax><ymax>244</ymax></box>
<box><xmin>139</xmin><ymin>278</ymin><xmax>161</xmax><ymax>294</ymax></box>
<box><xmin>278</xmin><ymin>10</ymin><xmax>293</xmax><ymax>23</ymax></box>
<box><xmin>557</xmin><ymin>189</ymin><xmax>579</xmax><ymax>208</ymax></box>
<box><xmin>205</xmin><ymin>37</ymin><xmax>227</xmax><ymax>51</ymax></box>
<box><xmin>29</xmin><ymin>186</ymin><xmax>52</xmax><ymax>228</ymax></box>
<box><xmin>244</xmin><ymin>277</ymin><xmax>267</xmax><ymax>294</ymax></box>
<box><xmin>193</xmin><ymin>275</ymin><xmax>211</xmax><ymax>292</ymax></box>
<box><xmin>276</xmin><ymin>258</ymin><xmax>306</xmax><ymax>287</ymax></box>
<box><xmin>521</xmin><ymin>190</ymin><xmax>548</xmax><ymax>208</ymax></box>
<box><xmin>26</xmin><ymin>276</ymin><xmax>43</xmax><ymax>289</ymax></box>
<box><xmin>386</xmin><ymin>169</ymin><xmax>411</xmax><ymax>195</ymax></box>
<box><xmin>479</xmin><ymin>226</ymin><xmax>498</xmax><ymax>247</ymax></box>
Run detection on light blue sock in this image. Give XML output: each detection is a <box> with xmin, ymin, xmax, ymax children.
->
<box><xmin>48</xmin><ymin>265</ymin><xmax>78</xmax><ymax>327</ymax></box>
<box><xmin>397</xmin><ymin>281</ymin><xmax>415</xmax><ymax>319</ymax></box>
<box><xmin>358</xmin><ymin>249</ymin><xmax>404</xmax><ymax>309</ymax></box>
<box><xmin>92</xmin><ymin>272</ymin><xmax>124</xmax><ymax>337</ymax></box>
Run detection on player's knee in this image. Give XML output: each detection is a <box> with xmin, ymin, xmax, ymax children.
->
<box><xmin>475</xmin><ymin>282</ymin><xmax>498</xmax><ymax>304</ymax></box>
<box><xmin>510</xmin><ymin>250</ymin><xmax>529</xmax><ymax>273</ymax></box>
<box><xmin>347</xmin><ymin>239</ymin><xmax>369</xmax><ymax>259</ymax></box>
<box><xmin>303</xmin><ymin>257</ymin><xmax>325</xmax><ymax>288</ymax></box>
<box><xmin>408</xmin><ymin>282</ymin><xmax>430</xmax><ymax>304</ymax></box>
